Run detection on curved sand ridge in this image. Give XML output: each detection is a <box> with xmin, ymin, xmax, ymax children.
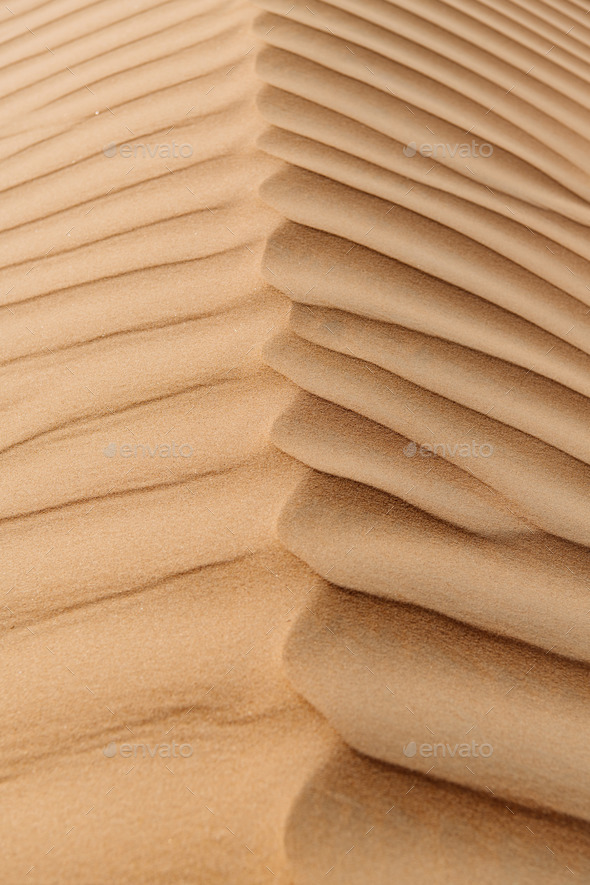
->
<box><xmin>253</xmin><ymin>0</ymin><xmax>590</xmax><ymax>880</ymax></box>
<box><xmin>2</xmin><ymin>0</ymin><xmax>590</xmax><ymax>882</ymax></box>
<box><xmin>0</xmin><ymin>2</ymin><xmax>332</xmax><ymax>883</ymax></box>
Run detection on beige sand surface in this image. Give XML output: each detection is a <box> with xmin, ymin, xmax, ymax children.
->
<box><xmin>2</xmin><ymin>0</ymin><xmax>589</xmax><ymax>881</ymax></box>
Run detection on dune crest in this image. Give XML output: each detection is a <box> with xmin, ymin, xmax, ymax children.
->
<box><xmin>2</xmin><ymin>0</ymin><xmax>590</xmax><ymax>881</ymax></box>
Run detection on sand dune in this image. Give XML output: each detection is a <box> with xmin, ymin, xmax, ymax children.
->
<box><xmin>253</xmin><ymin>0</ymin><xmax>590</xmax><ymax>879</ymax></box>
<box><xmin>1</xmin><ymin>3</ymin><xmax>323</xmax><ymax>882</ymax></box>
<box><xmin>286</xmin><ymin>583</ymin><xmax>590</xmax><ymax>820</ymax></box>
<box><xmin>2</xmin><ymin>0</ymin><xmax>589</xmax><ymax>881</ymax></box>
<box><xmin>266</xmin><ymin>332</ymin><xmax>590</xmax><ymax>545</ymax></box>
<box><xmin>286</xmin><ymin>746</ymin><xmax>590</xmax><ymax>884</ymax></box>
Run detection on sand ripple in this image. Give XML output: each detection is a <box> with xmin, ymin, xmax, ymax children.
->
<box><xmin>254</xmin><ymin>0</ymin><xmax>590</xmax><ymax>879</ymax></box>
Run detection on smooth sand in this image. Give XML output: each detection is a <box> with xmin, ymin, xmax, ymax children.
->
<box><xmin>2</xmin><ymin>0</ymin><xmax>589</xmax><ymax>881</ymax></box>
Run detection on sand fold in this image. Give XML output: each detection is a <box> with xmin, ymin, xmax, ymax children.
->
<box><xmin>2</xmin><ymin>0</ymin><xmax>590</xmax><ymax>881</ymax></box>
<box><xmin>253</xmin><ymin>0</ymin><xmax>590</xmax><ymax>880</ymax></box>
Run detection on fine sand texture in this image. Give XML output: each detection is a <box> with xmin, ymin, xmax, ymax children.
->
<box><xmin>2</xmin><ymin>0</ymin><xmax>590</xmax><ymax>882</ymax></box>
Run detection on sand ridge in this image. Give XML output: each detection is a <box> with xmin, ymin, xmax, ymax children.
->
<box><xmin>253</xmin><ymin>0</ymin><xmax>590</xmax><ymax>880</ymax></box>
<box><xmin>2</xmin><ymin>0</ymin><xmax>590</xmax><ymax>881</ymax></box>
<box><xmin>0</xmin><ymin>2</ymin><xmax>326</xmax><ymax>882</ymax></box>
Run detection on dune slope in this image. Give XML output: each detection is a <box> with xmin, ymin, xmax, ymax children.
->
<box><xmin>253</xmin><ymin>0</ymin><xmax>590</xmax><ymax>880</ymax></box>
<box><xmin>2</xmin><ymin>0</ymin><xmax>590</xmax><ymax>882</ymax></box>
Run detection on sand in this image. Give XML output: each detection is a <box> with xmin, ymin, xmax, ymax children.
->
<box><xmin>1</xmin><ymin>0</ymin><xmax>589</xmax><ymax>881</ymax></box>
